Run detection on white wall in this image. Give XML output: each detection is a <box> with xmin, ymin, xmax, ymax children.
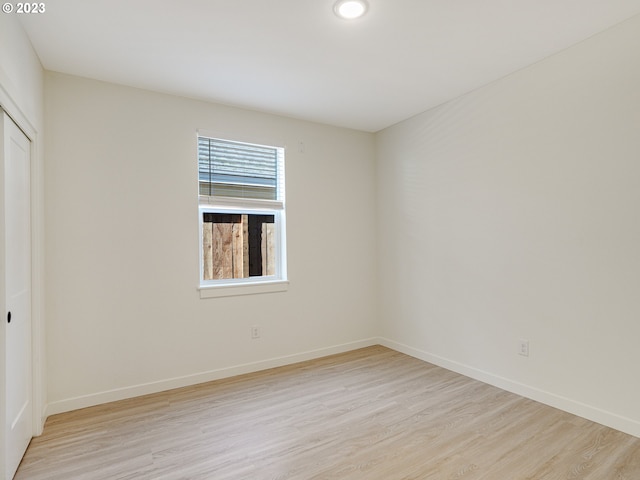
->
<box><xmin>44</xmin><ymin>72</ymin><xmax>378</xmax><ymax>413</ymax></box>
<box><xmin>376</xmin><ymin>14</ymin><xmax>640</xmax><ymax>437</ymax></box>
<box><xmin>0</xmin><ymin>14</ymin><xmax>46</xmax><ymax>433</ymax></box>
<box><xmin>0</xmin><ymin>15</ymin><xmax>43</xmax><ymax>126</ymax></box>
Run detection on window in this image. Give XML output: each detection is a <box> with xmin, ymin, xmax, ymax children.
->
<box><xmin>198</xmin><ymin>135</ymin><xmax>287</xmax><ymax>297</ymax></box>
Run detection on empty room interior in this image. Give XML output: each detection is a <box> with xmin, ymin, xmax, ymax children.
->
<box><xmin>2</xmin><ymin>1</ymin><xmax>640</xmax><ymax>478</ymax></box>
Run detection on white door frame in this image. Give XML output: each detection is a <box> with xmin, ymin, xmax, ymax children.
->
<box><xmin>0</xmin><ymin>83</ymin><xmax>46</xmax><ymax>474</ymax></box>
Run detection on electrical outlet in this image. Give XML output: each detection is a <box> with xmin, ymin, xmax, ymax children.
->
<box><xmin>518</xmin><ymin>339</ymin><xmax>529</xmax><ymax>357</ymax></box>
<box><xmin>251</xmin><ymin>326</ymin><xmax>260</xmax><ymax>339</ymax></box>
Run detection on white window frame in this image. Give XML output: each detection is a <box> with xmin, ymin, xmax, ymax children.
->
<box><xmin>197</xmin><ymin>134</ymin><xmax>288</xmax><ymax>299</ymax></box>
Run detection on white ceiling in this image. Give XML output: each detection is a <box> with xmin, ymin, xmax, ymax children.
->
<box><xmin>19</xmin><ymin>0</ymin><xmax>640</xmax><ymax>132</ymax></box>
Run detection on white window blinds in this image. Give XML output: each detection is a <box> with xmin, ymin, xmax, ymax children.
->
<box><xmin>198</xmin><ymin>137</ymin><xmax>283</xmax><ymax>202</ymax></box>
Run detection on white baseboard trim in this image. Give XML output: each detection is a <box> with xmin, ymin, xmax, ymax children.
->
<box><xmin>379</xmin><ymin>337</ymin><xmax>640</xmax><ymax>439</ymax></box>
<box><xmin>44</xmin><ymin>337</ymin><xmax>640</xmax><ymax>439</ymax></box>
<box><xmin>45</xmin><ymin>338</ymin><xmax>379</xmax><ymax>417</ymax></box>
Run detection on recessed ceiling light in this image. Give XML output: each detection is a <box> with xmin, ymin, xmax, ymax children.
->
<box><xmin>334</xmin><ymin>0</ymin><xmax>368</xmax><ymax>20</ymax></box>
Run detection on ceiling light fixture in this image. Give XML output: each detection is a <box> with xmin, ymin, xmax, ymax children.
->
<box><xmin>333</xmin><ymin>0</ymin><xmax>368</xmax><ymax>20</ymax></box>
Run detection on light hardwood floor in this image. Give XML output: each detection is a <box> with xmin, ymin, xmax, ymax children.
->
<box><xmin>15</xmin><ymin>346</ymin><xmax>640</xmax><ymax>479</ymax></box>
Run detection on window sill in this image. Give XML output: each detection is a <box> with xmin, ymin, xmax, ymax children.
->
<box><xmin>199</xmin><ymin>280</ymin><xmax>289</xmax><ymax>299</ymax></box>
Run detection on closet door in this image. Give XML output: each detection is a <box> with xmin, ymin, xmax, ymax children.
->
<box><xmin>2</xmin><ymin>111</ymin><xmax>32</xmax><ymax>480</ymax></box>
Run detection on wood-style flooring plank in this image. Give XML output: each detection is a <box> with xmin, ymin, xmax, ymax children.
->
<box><xmin>14</xmin><ymin>346</ymin><xmax>640</xmax><ymax>479</ymax></box>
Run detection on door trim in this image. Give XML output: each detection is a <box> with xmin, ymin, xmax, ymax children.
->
<box><xmin>0</xmin><ymin>85</ymin><xmax>46</xmax><ymax>444</ymax></box>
